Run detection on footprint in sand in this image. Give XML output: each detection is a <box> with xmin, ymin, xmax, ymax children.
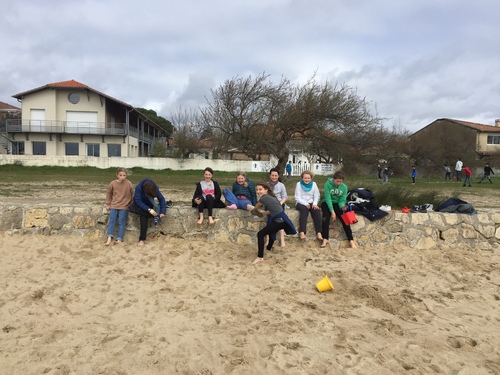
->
<box><xmin>447</xmin><ymin>336</ymin><xmax>478</xmax><ymax>349</ymax></box>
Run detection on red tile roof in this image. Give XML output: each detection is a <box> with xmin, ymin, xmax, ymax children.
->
<box><xmin>0</xmin><ymin>101</ymin><xmax>21</xmax><ymax>110</ymax></box>
<box><xmin>413</xmin><ymin>118</ymin><xmax>500</xmax><ymax>136</ymax></box>
<box><xmin>12</xmin><ymin>79</ymin><xmax>133</xmax><ymax>109</ymax></box>
<box><xmin>445</xmin><ymin>118</ymin><xmax>500</xmax><ymax>132</ymax></box>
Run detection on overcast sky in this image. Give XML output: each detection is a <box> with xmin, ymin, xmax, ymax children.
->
<box><xmin>1</xmin><ymin>0</ymin><xmax>499</xmax><ymax>132</ymax></box>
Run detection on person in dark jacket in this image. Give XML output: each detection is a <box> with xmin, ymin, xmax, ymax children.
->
<box><xmin>129</xmin><ymin>178</ymin><xmax>167</xmax><ymax>246</ymax></box>
<box><xmin>478</xmin><ymin>163</ymin><xmax>494</xmax><ymax>184</ymax></box>
<box><xmin>192</xmin><ymin>167</ymin><xmax>226</xmax><ymax>224</ymax></box>
<box><xmin>222</xmin><ymin>172</ymin><xmax>257</xmax><ymax>211</ymax></box>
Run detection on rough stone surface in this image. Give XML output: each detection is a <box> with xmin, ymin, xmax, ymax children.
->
<box><xmin>0</xmin><ymin>204</ymin><xmax>498</xmax><ymax>249</ymax></box>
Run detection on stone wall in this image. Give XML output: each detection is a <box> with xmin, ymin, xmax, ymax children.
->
<box><xmin>1</xmin><ymin>204</ymin><xmax>499</xmax><ymax>249</ymax></box>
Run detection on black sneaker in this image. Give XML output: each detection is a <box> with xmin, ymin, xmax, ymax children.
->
<box><xmin>411</xmin><ymin>205</ymin><xmax>420</xmax><ymax>213</ymax></box>
<box><xmin>166</xmin><ymin>200</ymin><xmax>174</xmax><ymax>208</ymax></box>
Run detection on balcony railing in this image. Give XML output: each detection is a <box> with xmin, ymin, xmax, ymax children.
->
<box><xmin>6</xmin><ymin>119</ymin><xmax>132</xmax><ymax>136</ymax></box>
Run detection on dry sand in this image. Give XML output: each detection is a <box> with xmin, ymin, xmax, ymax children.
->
<box><xmin>1</xmin><ymin>182</ymin><xmax>500</xmax><ymax>374</ymax></box>
<box><xmin>0</xmin><ymin>233</ymin><xmax>499</xmax><ymax>374</ymax></box>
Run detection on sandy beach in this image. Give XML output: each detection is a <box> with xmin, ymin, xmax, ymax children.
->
<box><xmin>1</xmin><ymin>232</ymin><xmax>499</xmax><ymax>374</ymax></box>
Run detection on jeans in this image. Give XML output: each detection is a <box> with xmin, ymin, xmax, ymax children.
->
<box><xmin>223</xmin><ymin>188</ymin><xmax>252</xmax><ymax>209</ymax></box>
<box><xmin>455</xmin><ymin>170</ymin><xmax>462</xmax><ymax>181</ymax></box>
<box><xmin>107</xmin><ymin>209</ymin><xmax>129</xmax><ymax>241</ymax></box>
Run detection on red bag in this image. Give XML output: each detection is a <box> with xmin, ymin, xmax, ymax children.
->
<box><xmin>341</xmin><ymin>206</ymin><xmax>357</xmax><ymax>226</ymax></box>
<box><xmin>401</xmin><ymin>206</ymin><xmax>410</xmax><ymax>213</ymax></box>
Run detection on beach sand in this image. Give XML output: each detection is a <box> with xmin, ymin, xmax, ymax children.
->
<box><xmin>1</xmin><ymin>233</ymin><xmax>499</xmax><ymax>374</ymax></box>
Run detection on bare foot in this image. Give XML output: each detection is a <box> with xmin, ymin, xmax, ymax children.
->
<box><xmin>349</xmin><ymin>240</ymin><xmax>357</xmax><ymax>249</ymax></box>
<box><xmin>197</xmin><ymin>218</ymin><xmax>204</xmax><ymax>225</ymax></box>
<box><xmin>138</xmin><ymin>240</ymin><xmax>145</xmax><ymax>246</ymax></box>
<box><xmin>320</xmin><ymin>239</ymin><xmax>329</xmax><ymax>248</ymax></box>
<box><xmin>317</xmin><ymin>233</ymin><xmax>324</xmax><ymax>241</ymax></box>
<box><xmin>104</xmin><ymin>237</ymin><xmax>112</xmax><ymax>246</ymax></box>
<box><xmin>208</xmin><ymin>217</ymin><xmax>215</xmax><ymax>225</ymax></box>
<box><xmin>252</xmin><ymin>257</ymin><xmax>264</xmax><ymax>264</ymax></box>
<box><xmin>280</xmin><ymin>242</ymin><xmax>286</xmax><ymax>247</ymax></box>
<box><xmin>115</xmin><ymin>240</ymin><xmax>122</xmax><ymax>244</ymax></box>
<box><xmin>300</xmin><ymin>232</ymin><xmax>306</xmax><ymax>240</ymax></box>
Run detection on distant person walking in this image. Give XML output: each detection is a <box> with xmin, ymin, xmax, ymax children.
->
<box><xmin>444</xmin><ymin>164</ymin><xmax>452</xmax><ymax>181</ymax></box>
<box><xmin>381</xmin><ymin>165</ymin><xmax>391</xmax><ymax>184</ymax></box>
<box><xmin>455</xmin><ymin>158</ymin><xmax>463</xmax><ymax>181</ymax></box>
<box><xmin>285</xmin><ymin>161</ymin><xmax>292</xmax><ymax>179</ymax></box>
<box><xmin>377</xmin><ymin>164</ymin><xmax>382</xmax><ymax>180</ymax></box>
<box><xmin>411</xmin><ymin>165</ymin><xmax>417</xmax><ymax>185</ymax></box>
<box><xmin>462</xmin><ymin>166</ymin><xmax>472</xmax><ymax>187</ymax></box>
<box><xmin>478</xmin><ymin>163</ymin><xmax>494</xmax><ymax>184</ymax></box>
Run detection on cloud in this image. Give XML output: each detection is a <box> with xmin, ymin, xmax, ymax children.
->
<box><xmin>1</xmin><ymin>0</ymin><xmax>500</xmax><ymax>133</ymax></box>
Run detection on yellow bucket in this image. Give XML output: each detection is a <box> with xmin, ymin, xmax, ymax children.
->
<box><xmin>316</xmin><ymin>275</ymin><xmax>334</xmax><ymax>292</ymax></box>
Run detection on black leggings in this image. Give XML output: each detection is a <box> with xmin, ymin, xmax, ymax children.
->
<box><xmin>129</xmin><ymin>203</ymin><xmax>153</xmax><ymax>241</ymax></box>
<box><xmin>296</xmin><ymin>203</ymin><xmax>322</xmax><ymax>234</ymax></box>
<box><xmin>257</xmin><ymin>221</ymin><xmax>287</xmax><ymax>258</ymax></box>
<box><xmin>321</xmin><ymin>202</ymin><xmax>353</xmax><ymax>241</ymax></box>
<box><xmin>196</xmin><ymin>195</ymin><xmax>215</xmax><ymax>216</ymax></box>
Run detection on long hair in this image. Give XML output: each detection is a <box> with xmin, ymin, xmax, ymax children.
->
<box><xmin>236</xmin><ymin>171</ymin><xmax>248</xmax><ymax>188</ymax></box>
<box><xmin>256</xmin><ymin>182</ymin><xmax>277</xmax><ymax>199</ymax></box>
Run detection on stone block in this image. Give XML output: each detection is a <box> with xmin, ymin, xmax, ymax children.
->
<box><xmin>48</xmin><ymin>213</ymin><xmax>71</xmax><ymax>230</ymax></box>
<box><xmin>73</xmin><ymin>216</ymin><xmax>95</xmax><ymax>229</ymax></box>
<box><xmin>410</xmin><ymin>213</ymin><xmax>429</xmax><ymax>225</ymax></box>
<box><xmin>441</xmin><ymin>227</ymin><xmax>459</xmax><ymax>242</ymax></box>
<box><xmin>0</xmin><ymin>207</ymin><xmax>23</xmax><ymax>230</ymax></box>
<box><xmin>60</xmin><ymin>207</ymin><xmax>73</xmax><ymax>215</ymax></box>
<box><xmin>491</xmin><ymin>213</ymin><xmax>500</xmax><ymax>224</ymax></box>
<box><xmin>414</xmin><ymin>237</ymin><xmax>437</xmax><ymax>250</ymax></box>
<box><xmin>477</xmin><ymin>225</ymin><xmax>495</xmax><ymax>239</ymax></box>
<box><xmin>461</xmin><ymin>224</ymin><xmax>478</xmax><ymax>239</ymax></box>
<box><xmin>429</xmin><ymin>214</ymin><xmax>445</xmax><ymax>227</ymax></box>
<box><xmin>444</xmin><ymin>214</ymin><xmax>459</xmax><ymax>225</ymax></box>
<box><xmin>25</xmin><ymin>209</ymin><xmax>48</xmax><ymax>228</ymax></box>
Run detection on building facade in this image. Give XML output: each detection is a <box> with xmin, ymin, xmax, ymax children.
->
<box><xmin>5</xmin><ymin>80</ymin><xmax>169</xmax><ymax>157</ymax></box>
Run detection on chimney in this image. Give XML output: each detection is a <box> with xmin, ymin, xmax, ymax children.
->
<box><xmin>496</xmin><ymin>119</ymin><xmax>500</xmax><ymax>127</ymax></box>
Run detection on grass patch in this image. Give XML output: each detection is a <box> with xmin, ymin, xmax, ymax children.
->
<box><xmin>1</xmin><ymin>165</ymin><xmax>497</xmax><ymax>209</ymax></box>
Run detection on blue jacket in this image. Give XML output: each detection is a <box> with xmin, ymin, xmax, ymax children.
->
<box><xmin>133</xmin><ymin>178</ymin><xmax>166</xmax><ymax>214</ymax></box>
<box><xmin>232</xmin><ymin>179</ymin><xmax>257</xmax><ymax>206</ymax></box>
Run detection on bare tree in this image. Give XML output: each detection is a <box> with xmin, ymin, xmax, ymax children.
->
<box><xmin>201</xmin><ymin>73</ymin><xmax>384</xmax><ymax>172</ymax></box>
<box><xmin>170</xmin><ymin>108</ymin><xmax>205</xmax><ymax>158</ymax></box>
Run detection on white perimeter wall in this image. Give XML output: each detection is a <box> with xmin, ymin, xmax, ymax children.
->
<box><xmin>0</xmin><ymin>155</ymin><xmax>336</xmax><ymax>175</ymax></box>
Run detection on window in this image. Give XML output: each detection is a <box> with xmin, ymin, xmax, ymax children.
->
<box><xmin>12</xmin><ymin>142</ymin><xmax>25</xmax><ymax>155</ymax></box>
<box><xmin>87</xmin><ymin>144</ymin><xmax>100</xmax><ymax>157</ymax></box>
<box><xmin>487</xmin><ymin>135</ymin><xmax>500</xmax><ymax>145</ymax></box>
<box><xmin>65</xmin><ymin>143</ymin><xmax>79</xmax><ymax>155</ymax></box>
<box><xmin>32</xmin><ymin>141</ymin><xmax>46</xmax><ymax>155</ymax></box>
<box><xmin>108</xmin><ymin>144</ymin><xmax>121</xmax><ymax>157</ymax></box>
<box><xmin>68</xmin><ymin>92</ymin><xmax>80</xmax><ymax>104</ymax></box>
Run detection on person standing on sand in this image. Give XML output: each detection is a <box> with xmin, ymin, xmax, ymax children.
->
<box><xmin>192</xmin><ymin>167</ymin><xmax>226</xmax><ymax>225</ymax></box>
<box><xmin>267</xmin><ymin>167</ymin><xmax>288</xmax><ymax>247</ymax></box>
<box><xmin>129</xmin><ymin>178</ymin><xmax>167</xmax><ymax>246</ymax></box>
<box><xmin>105</xmin><ymin>167</ymin><xmax>134</xmax><ymax>246</ymax></box>
<box><xmin>250</xmin><ymin>182</ymin><xmax>297</xmax><ymax>264</ymax></box>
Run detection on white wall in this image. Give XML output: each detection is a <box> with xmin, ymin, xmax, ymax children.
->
<box><xmin>0</xmin><ymin>155</ymin><xmax>337</xmax><ymax>175</ymax></box>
